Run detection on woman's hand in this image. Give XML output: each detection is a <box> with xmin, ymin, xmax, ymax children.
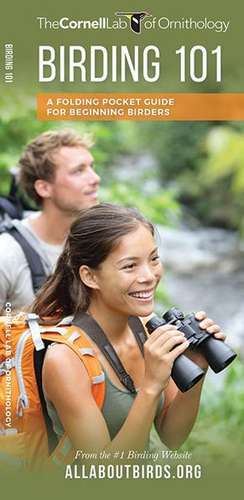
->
<box><xmin>142</xmin><ymin>324</ymin><xmax>189</xmax><ymax>396</ymax></box>
<box><xmin>185</xmin><ymin>311</ymin><xmax>226</xmax><ymax>370</ymax></box>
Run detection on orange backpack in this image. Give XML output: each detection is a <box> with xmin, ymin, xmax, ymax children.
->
<box><xmin>0</xmin><ymin>313</ymin><xmax>105</xmax><ymax>470</ymax></box>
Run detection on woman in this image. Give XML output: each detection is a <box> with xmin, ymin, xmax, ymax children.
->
<box><xmin>33</xmin><ymin>203</ymin><xmax>225</xmax><ymax>454</ymax></box>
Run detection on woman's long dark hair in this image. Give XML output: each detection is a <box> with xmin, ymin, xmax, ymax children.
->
<box><xmin>32</xmin><ymin>203</ymin><xmax>154</xmax><ymax>321</ymax></box>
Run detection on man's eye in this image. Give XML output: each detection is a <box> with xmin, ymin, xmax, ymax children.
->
<box><xmin>152</xmin><ymin>255</ymin><xmax>160</xmax><ymax>261</ymax></box>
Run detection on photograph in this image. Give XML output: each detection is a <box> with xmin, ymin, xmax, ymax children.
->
<box><xmin>0</xmin><ymin>1</ymin><xmax>243</xmax><ymax>499</ymax></box>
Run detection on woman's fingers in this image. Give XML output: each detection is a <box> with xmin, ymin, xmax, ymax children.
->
<box><xmin>146</xmin><ymin>328</ymin><xmax>187</xmax><ymax>352</ymax></box>
<box><xmin>158</xmin><ymin>334</ymin><xmax>187</xmax><ymax>354</ymax></box>
<box><xmin>195</xmin><ymin>312</ymin><xmax>225</xmax><ymax>340</ymax></box>
<box><xmin>145</xmin><ymin>330</ymin><xmax>189</xmax><ymax>361</ymax></box>
<box><xmin>146</xmin><ymin>313</ymin><xmax>226</xmax><ymax>368</ymax></box>
<box><xmin>209</xmin><ymin>329</ymin><xmax>226</xmax><ymax>340</ymax></box>
<box><xmin>195</xmin><ymin>311</ymin><xmax>207</xmax><ymax>321</ymax></box>
<box><xmin>148</xmin><ymin>324</ymin><xmax>178</xmax><ymax>342</ymax></box>
<box><xmin>143</xmin><ymin>326</ymin><xmax>189</xmax><ymax>393</ymax></box>
<box><xmin>167</xmin><ymin>339</ymin><xmax>190</xmax><ymax>361</ymax></box>
<box><xmin>150</xmin><ymin>326</ymin><xmax>182</xmax><ymax>341</ymax></box>
<box><xmin>199</xmin><ymin>318</ymin><xmax>215</xmax><ymax>329</ymax></box>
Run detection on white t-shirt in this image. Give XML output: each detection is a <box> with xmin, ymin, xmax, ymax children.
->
<box><xmin>0</xmin><ymin>215</ymin><xmax>64</xmax><ymax>311</ymax></box>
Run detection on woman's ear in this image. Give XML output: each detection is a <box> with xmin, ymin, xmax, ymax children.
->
<box><xmin>79</xmin><ymin>265</ymin><xmax>100</xmax><ymax>290</ymax></box>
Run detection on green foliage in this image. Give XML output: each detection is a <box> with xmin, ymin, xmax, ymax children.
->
<box><xmin>133</xmin><ymin>122</ymin><xmax>211</xmax><ymax>180</ymax></box>
<box><xmin>1</xmin><ymin>96</ymin><xmax>243</xmax><ymax>232</ymax></box>
<box><xmin>201</xmin><ymin>127</ymin><xmax>244</xmax><ymax>233</ymax></box>
<box><xmin>99</xmin><ymin>183</ymin><xmax>180</xmax><ymax>225</ymax></box>
<box><xmin>132</xmin><ymin>122</ymin><xmax>244</xmax><ymax>232</ymax></box>
<box><xmin>0</xmin><ymin>113</ymin><xmax>131</xmax><ymax>195</ymax></box>
<box><xmin>0</xmin><ymin>92</ymin><xmax>140</xmax><ymax>194</ymax></box>
<box><xmin>125</xmin><ymin>122</ymin><xmax>218</xmax><ymax>227</ymax></box>
<box><xmin>154</xmin><ymin>281</ymin><xmax>172</xmax><ymax>313</ymax></box>
<box><xmin>205</xmin><ymin>129</ymin><xmax>244</xmax><ymax>186</ymax></box>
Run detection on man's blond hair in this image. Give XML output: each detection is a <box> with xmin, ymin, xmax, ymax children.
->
<box><xmin>19</xmin><ymin>129</ymin><xmax>94</xmax><ymax>205</ymax></box>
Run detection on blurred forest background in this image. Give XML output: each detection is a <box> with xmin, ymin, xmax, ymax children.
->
<box><xmin>0</xmin><ymin>94</ymin><xmax>243</xmax><ymax>468</ymax></box>
<box><xmin>1</xmin><ymin>97</ymin><xmax>244</xmax><ymax>232</ymax></box>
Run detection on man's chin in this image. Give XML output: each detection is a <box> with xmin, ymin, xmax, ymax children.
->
<box><xmin>85</xmin><ymin>197</ymin><xmax>99</xmax><ymax>208</ymax></box>
<box><xmin>68</xmin><ymin>199</ymin><xmax>99</xmax><ymax>214</ymax></box>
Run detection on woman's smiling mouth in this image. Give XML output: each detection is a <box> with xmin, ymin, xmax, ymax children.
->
<box><xmin>128</xmin><ymin>289</ymin><xmax>155</xmax><ymax>301</ymax></box>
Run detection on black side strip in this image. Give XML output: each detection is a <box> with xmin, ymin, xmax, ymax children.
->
<box><xmin>33</xmin><ymin>340</ymin><xmax>59</xmax><ymax>454</ymax></box>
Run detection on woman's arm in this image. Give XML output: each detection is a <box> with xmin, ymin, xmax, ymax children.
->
<box><xmin>43</xmin><ymin>344</ymin><xmax>161</xmax><ymax>453</ymax></box>
<box><xmin>155</xmin><ymin>376</ymin><xmax>205</xmax><ymax>449</ymax></box>
<box><xmin>155</xmin><ymin>312</ymin><xmax>226</xmax><ymax>449</ymax></box>
<box><xmin>43</xmin><ymin>324</ymin><xmax>189</xmax><ymax>454</ymax></box>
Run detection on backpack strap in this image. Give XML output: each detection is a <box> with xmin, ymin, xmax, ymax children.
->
<box><xmin>73</xmin><ymin>312</ymin><xmax>147</xmax><ymax>394</ymax></box>
<box><xmin>2</xmin><ymin>225</ymin><xmax>47</xmax><ymax>293</ymax></box>
<box><xmin>0</xmin><ymin>196</ymin><xmax>23</xmax><ymax>220</ymax></box>
<box><xmin>41</xmin><ymin>326</ymin><xmax>105</xmax><ymax>404</ymax></box>
<box><xmin>36</xmin><ymin>325</ymin><xmax>105</xmax><ymax>466</ymax></box>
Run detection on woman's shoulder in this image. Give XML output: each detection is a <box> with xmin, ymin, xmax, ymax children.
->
<box><xmin>42</xmin><ymin>343</ymin><xmax>91</xmax><ymax>396</ymax></box>
<box><xmin>43</xmin><ymin>341</ymin><xmax>90</xmax><ymax>371</ymax></box>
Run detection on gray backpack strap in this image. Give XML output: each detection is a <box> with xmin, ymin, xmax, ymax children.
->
<box><xmin>1</xmin><ymin>224</ymin><xmax>47</xmax><ymax>293</ymax></box>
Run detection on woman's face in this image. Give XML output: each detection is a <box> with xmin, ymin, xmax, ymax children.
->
<box><xmin>90</xmin><ymin>224</ymin><xmax>163</xmax><ymax>317</ymax></box>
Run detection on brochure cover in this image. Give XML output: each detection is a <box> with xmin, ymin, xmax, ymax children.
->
<box><xmin>0</xmin><ymin>0</ymin><xmax>243</xmax><ymax>499</ymax></box>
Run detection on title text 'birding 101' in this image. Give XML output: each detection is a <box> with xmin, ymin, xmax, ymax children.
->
<box><xmin>38</xmin><ymin>45</ymin><xmax>222</xmax><ymax>84</ymax></box>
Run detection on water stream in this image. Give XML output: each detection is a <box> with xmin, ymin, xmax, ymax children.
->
<box><xmin>159</xmin><ymin>225</ymin><xmax>244</xmax><ymax>355</ymax></box>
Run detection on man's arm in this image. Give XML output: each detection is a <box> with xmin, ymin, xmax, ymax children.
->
<box><xmin>0</xmin><ymin>233</ymin><xmax>35</xmax><ymax>311</ymax></box>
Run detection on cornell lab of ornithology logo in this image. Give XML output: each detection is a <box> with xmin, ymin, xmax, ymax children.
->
<box><xmin>115</xmin><ymin>12</ymin><xmax>151</xmax><ymax>34</ymax></box>
<box><xmin>36</xmin><ymin>14</ymin><xmax>230</xmax><ymax>34</ymax></box>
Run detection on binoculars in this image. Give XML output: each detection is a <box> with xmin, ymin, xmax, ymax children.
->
<box><xmin>146</xmin><ymin>307</ymin><xmax>237</xmax><ymax>392</ymax></box>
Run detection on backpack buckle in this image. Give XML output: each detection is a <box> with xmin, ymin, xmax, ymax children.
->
<box><xmin>27</xmin><ymin>314</ymin><xmax>45</xmax><ymax>351</ymax></box>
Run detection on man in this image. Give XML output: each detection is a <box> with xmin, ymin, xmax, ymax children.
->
<box><xmin>0</xmin><ymin>129</ymin><xmax>100</xmax><ymax>310</ymax></box>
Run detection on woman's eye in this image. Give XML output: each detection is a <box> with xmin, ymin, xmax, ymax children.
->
<box><xmin>152</xmin><ymin>255</ymin><xmax>160</xmax><ymax>262</ymax></box>
<box><xmin>122</xmin><ymin>264</ymin><xmax>135</xmax><ymax>270</ymax></box>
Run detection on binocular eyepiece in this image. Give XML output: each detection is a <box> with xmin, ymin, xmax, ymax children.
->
<box><xmin>146</xmin><ymin>307</ymin><xmax>237</xmax><ymax>392</ymax></box>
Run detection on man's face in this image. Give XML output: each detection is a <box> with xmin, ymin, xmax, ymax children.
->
<box><xmin>47</xmin><ymin>146</ymin><xmax>101</xmax><ymax>214</ymax></box>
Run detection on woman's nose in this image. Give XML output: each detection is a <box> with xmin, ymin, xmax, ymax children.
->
<box><xmin>137</xmin><ymin>265</ymin><xmax>155</xmax><ymax>283</ymax></box>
